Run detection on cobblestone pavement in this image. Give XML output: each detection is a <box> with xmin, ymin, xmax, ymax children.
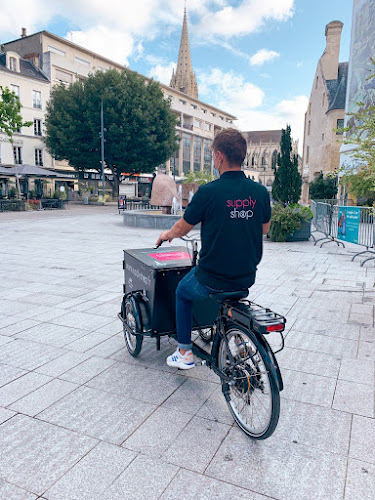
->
<box><xmin>0</xmin><ymin>205</ymin><xmax>374</xmax><ymax>500</ymax></box>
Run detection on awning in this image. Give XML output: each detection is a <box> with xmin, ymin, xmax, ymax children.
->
<box><xmin>2</xmin><ymin>164</ymin><xmax>59</xmax><ymax>177</ymax></box>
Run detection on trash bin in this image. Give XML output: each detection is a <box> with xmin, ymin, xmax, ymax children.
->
<box><xmin>83</xmin><ymin>196</ymin><xmax>89</xmax><ymax>205</ymax></box>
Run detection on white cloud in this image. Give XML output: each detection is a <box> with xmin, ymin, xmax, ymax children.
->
<box><xmin>1</xmin><ymin>0</ymin><xmax>295</xmax><ymax>65</ymax></box>
<box><xmin>198</xmin><ymin>68</ymin><xmax>265</xmax><ymax>111</ymax></box>
<box><xmin>198</xmin><ymin>68</ymin><xmax>307</xmax><ymax>151</ymax></box>
<box><xmin>69</xmin><ymin>26</ymin><xmax>135</xmax><ymax>65</ymax></box>
<box><xmin>149</xmin><ymin>62</ymin><xmax>176</xmax><ymax>85</ymax></box>
<box><xmin>195</xmin><ymin>0</ymin><xmax>295</xmax><ymax>38</ymax></box>
<box><xmin>250</xmin><ymin>49</ymin><xmax>279</xmax><ymax>66</ymax></box>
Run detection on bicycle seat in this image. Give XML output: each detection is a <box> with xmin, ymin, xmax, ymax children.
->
<box><xmin>209</xmin><ymin>290</ymin><xmax>248</xmax><ymax>301</ymax></box>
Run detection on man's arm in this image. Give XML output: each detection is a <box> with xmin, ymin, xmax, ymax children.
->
<box><xmin>263</xmin><ymin>221</ymin><xmax>271</xmax><ymax>234</ymax></box>
<box><xmin>155</xmin><ymin>218</ymin><xmax>194</xmax><ymax>247</ymax></box>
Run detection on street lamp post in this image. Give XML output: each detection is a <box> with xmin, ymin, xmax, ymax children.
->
<box><xmin>100</xmin><ymin>99</ymin><xmax>106</xmax><ymax>199</ymax></box>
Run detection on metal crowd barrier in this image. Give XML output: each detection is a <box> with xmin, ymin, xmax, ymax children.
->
<box><xmin>118</xmin><ymin>197</ymin><xmax>161</xmax><ymax>212</ymax></box>
<box><xmin>311</xmin><ymin>200</ymin><xmax>375</xmax><ymax>266</ymax></box>
<box><xmin>351</xmin><ymin>206</ymin><xmax>375</xmax><ymax>265</ymax></box>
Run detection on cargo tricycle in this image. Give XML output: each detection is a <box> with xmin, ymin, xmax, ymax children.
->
<box><xmin>119</xmin><ymin>235</ymin><xmax>286</xmax><ymax>439</ymax></box>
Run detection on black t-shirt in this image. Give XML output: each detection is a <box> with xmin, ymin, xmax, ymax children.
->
<box><xmin>183</xmin><ymin>170</ymin><xmax>271</xmax><ymax>291</ymax></box>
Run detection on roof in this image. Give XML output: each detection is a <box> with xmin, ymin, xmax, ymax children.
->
<box><xmin>243</xmin><ymin>130</ymin><xmax>282</xmax><ymax>144</ymax></box>
<box><xmin>326</xmin><ymin>62</ymin><xmax>348</xmax><ymax>112</ymax></box>
<box><xmin>0</xmin><ymin>52</ymin><xmax>49</xmax><ymax>82</ymax></box>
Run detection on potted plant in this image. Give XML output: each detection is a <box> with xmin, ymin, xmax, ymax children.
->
<box><xmin>269</xmin><ymin>203</ymin><xmax>313</xmax><ymax>242</ymax></box>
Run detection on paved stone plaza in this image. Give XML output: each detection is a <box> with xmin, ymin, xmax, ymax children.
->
<box><xmin>0</xmin><ymin>205</ymin><xmax>374</xmax><ymax>500</ymax></box>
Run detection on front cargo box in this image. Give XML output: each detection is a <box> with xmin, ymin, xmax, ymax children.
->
<box><xmin>123</xmin><ymin>246</ymin><xmax>219</xmax><ymax>334</ymax></box>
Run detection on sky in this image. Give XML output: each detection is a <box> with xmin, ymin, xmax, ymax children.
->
<box><xmin>0</xmin><ymin>0</ymin><xmax>354</xmax><ymax>149</ymax></box>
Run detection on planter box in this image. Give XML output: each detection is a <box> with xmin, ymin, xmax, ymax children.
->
<box><xmin>287</xmin><ymin>220</ymin><xmax>311</xmax><ymax>242</ymax></box>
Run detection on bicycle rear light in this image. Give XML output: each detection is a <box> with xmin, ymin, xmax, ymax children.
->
<box><xmin>266</xmin><ymin>324</ymin><xmax>285</xmax><ymax>332</ymax></box>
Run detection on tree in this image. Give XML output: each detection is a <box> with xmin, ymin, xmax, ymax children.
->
<box><xmin>340</xmin><ymin>166</ymin><xmax>375</xmax><ymax>205</ymax></box>
<box><xmin>309</xmin><ymin>172</ymin><xmax>338</xmax><ymax>200</ymax></box>
<box><xmin>183</xmin><ymin>169</ymin><xmax>216</xmax><ymax>185</ymax></box>
<box><xmin>0</xmin><ymin>86</ymin><xmax>32</xmax><ymax>197</ymax></box>
<box><xmin>0</xmin><ymin>86</ymin><xmax>32</xmax><ymax>139</ymax></box>
<box><xmin>45</xmin><ymin>69</ymin><xmax>179</xmax><ymax>194</ymax></box>
<box><xmin>272</xmin><ymin>125</ymin><xmax>301</xmax><ymax>204</ymax></box>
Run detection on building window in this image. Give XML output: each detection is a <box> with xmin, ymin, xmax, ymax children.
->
<box><xmin>35</xmin><ymin>149</ymin><xmax>43</xmax><ymax>166</ymax></box>
<box><xmin>191</xmin><ymin>104</ymin><xmax>197</xmax><ymax>109</ymax></box>
<box><xmin>309</xmin><ymin>102</ymin><xmax>311</xmax><ymax>114</ymax></box>
<box><xmin>308</xmin><ymin>120</ymin><xmax>311</xmax><ymax>135</ymax></box>
<box><xmin>34</xmin><ymin>119</ymin><xmax>42</xmax><ymax>136</ymax></box>
<box><xmin>48</xmin><ymin>45</ymin><xmax>66</xmax><ymax>56</ymax></box>
<box><xmin>13</xmin><ymin>146</ymin><xmax>22</xmax><ymax>164</ymax></box>
<box><xmin>10</xmin><ymin>84</ymin><xmax>20</xmax><ymax>98</ymax></box>
<box><xmin>204</xmin><ymin>123</ymin><xmax>211</xmax><ymax>131</ymax></box>
<box><xmin>322</xmin><ymin>92</ymin><xmax>326</xmax><ymax>106</ymax></box>
<box><xmin>211</xmin><ymin>112</ymin><xmax>216</xmax><ymax>117</ymax></box>
<box><xmin>55</xmin><ymin>69</ymin><xmax>73</xmax><ymax>84</ymax></box>
<box><xmin>202</xmin><ymin>109</ymin><xmax>207</xmax><ymax>114</ymax></box>
<box><xmin>194</xmin><ymin>119</ymin><xmax>202</xmax><ymax>128</ymax></box>
<box><xmin>182</xmin><ymin>133</ymin><xmax>191</xmax><ymax>174</ymax></box>
<box><xmin>75</xmin><ymin>56</ymin><xmax>90</xmax><ymax>67</ymax></box>
<box><xmin>322</xmin><ymin>133</ymin><xmax>324</xmax><ymax>141</ymax></box>
<box><xmin>9</xmin><ymin>57</ymin><xmax>18</xmax><ymax>72</ymax></box>
<box><xmin>179</xmin><ymin>99</ymin><xmax>186</xmax><ymax>105</ymax></box>
<box><xmin>336</xmin><ymin>119</ymin><xmax>344</xmax><ymax>134</ymax></box>
<box><xmin>219</xmin><ymin>116</ymin><xmax>224</xmax><ymax>120</ymax></box>
<box><xmin>32</xmin><ymin>90</ymin><xmax>42</xmax><ymax>109</ymax></box>
<box><xmin>203</xmin><ymin>138</ymin><xmax>212</xmax><ymax>169</ymax></box>
<box><xmin>271</xmin><ymin>150</ymin><xmax>278</xmax><ymax>169</ymax></box>
<box><xmin>193</xmin><ymin>136</ymin><xmax>201</xmax><ymax>172</ymax></box>
<box><xmin>315</xmin><ymin>76</ymin><xmax>318</xmax><ymax>89</ymax></box>
<box><xmin>306</xmin><ymin>146</ymin><xmax>309</xmax><ymax>164</ymax></box>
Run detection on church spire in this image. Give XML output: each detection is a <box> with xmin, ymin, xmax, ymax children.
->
<box><xmin>169</xmin><ymin>6</ymin><xmax>198</xmax><ymax>99</ymax></box>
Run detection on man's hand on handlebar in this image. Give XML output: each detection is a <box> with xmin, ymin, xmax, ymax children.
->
<box><xmin>155</xmin><ymin>230</ymin><xmax>172</xmax><ymax>248</ymax></box>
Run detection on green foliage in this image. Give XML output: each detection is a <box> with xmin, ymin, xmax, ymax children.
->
<box><xmin>336</xmin><ymin>59</ymin><xmax>375</xmax><ymax>201</ymax></box>
<box><xmin>8</xmin><ymin>187</ymin><xmax>17</xmax><ymax>198</ymax></box>
<box><xmin>45</xmin><ymin>70</ymin><xmax>179</xmax><ymax>193</ymax></box>
<box><xmin>0</xmin><ymin>86</ymin><xmax>32</xmax><ymax>141</ymax></box>
<box><xmin>183</xmin><ymin>169</ymin><xmax>215</xmax><ymax>185</ymax></box>
<box><xmin>269</xmin><ymin>203</ymin><xmax>312</xmax><ymax>242</ymax></box>
<box><xmin>309</xmin><ymin>173</ymin><xmax>338</xmax><ymax>200</ymax></box>
<box><xmin>272</xmin><ymin>125</ymin><xmax>302</xmax><ymax>205</ymax></box>
<box><xmin>340</xmin><ymin>165</ymin><xmax>375</xmax><ymax>204</ymax></box>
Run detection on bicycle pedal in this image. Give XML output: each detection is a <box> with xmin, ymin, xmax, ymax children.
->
<box><xmin>195</xmin><ymin>360</ymin><xmax>207</xmax><ymax>367</ymax></box>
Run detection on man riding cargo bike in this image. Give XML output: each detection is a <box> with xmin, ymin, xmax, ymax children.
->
<box><xmin>120</xmin><ymin>128</ymin><xmax>286</xmax><ymax>439</ymax></box>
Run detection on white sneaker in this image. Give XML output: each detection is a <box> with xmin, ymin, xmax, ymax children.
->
<box><xmin>167</xmin><ymin>349</ymin><xmax>195</xmax><ymax>370</ymax></box>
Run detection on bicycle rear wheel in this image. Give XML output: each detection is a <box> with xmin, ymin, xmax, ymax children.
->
<box><xmin>218</xmin><ymin>324</ymin><xmax>280</xmax><ymax>439</ymax></box>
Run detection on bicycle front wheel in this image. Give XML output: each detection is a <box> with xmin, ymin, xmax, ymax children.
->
<box><xmin>218</xmin><ymin>324</ymin><xmax>280</xmax><ymax>439</ymax></box>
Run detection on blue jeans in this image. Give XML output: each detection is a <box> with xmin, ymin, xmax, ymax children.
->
<box><xmin>176</xmin><ymin>268</ymin><xmax>223</xmax><ymax>350</ymax></box>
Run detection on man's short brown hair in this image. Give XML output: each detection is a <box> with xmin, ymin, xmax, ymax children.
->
<box><xmin>212</xmin><ymin>128</ymin><xmax>247</xmax><ymax>166</ymax></box>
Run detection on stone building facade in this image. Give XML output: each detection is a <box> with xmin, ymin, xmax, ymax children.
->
<box><xmin>0</xmin><ymin>49</ymin><xmax>53</xmax><ymax>197</ymax></box>
<box><xmin>1</xmin><ymin>10</ymin><xmax>234</xmax><ymax>193</ymax></box>
<box><xmin>242</xmin><ymin>130</ymin><xmax>299</xmax><ymax>191</ymax></box>
<box><xmin>301</xmin><ymin>21</ymin><xmax>348</xmax><ymax>204</ymax></box>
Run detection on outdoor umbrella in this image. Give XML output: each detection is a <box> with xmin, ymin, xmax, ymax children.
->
<box><xmin>2</xmin><ymin>164</ymin><xmax>59</xmax><ymax>177</ymax></box>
